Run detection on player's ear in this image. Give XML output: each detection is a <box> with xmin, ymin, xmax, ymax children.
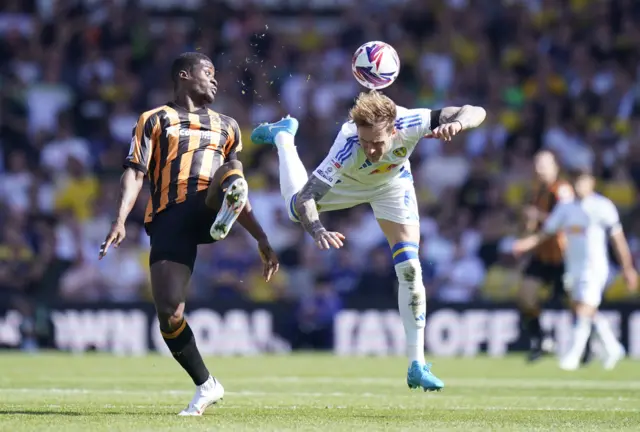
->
<box><xmin>179</xmin><ymin>69</ymin><xmax>190</xmax><ymax>80</ymax></box>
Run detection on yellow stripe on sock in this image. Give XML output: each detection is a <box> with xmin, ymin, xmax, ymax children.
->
<box><xmin>161</xmin><ymin>319</ymin><xmax>187</xmax><ymax>339</ymax></box>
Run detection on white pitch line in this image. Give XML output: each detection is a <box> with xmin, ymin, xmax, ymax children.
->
<box><xmin>5</xmin><ymin>376</ymin><xmax>640</xmax><ymax>390</ymax></box>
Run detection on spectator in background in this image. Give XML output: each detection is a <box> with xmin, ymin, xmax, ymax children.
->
<box><xmin>293</xmin><ymin>275</ymin><xmax>342</xmax><ymax>351</ymax></box>
<box><xmin>0</xmin><ymin>0</ymin><xmax>638</xmax><ymax>309</ymax></box>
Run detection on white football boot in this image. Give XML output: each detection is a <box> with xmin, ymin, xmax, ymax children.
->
<box><xmin>602</xmin><ymin>344</ymin><xmax>625</xmax><ymax>371</ymax></box>
<box><xmin>210</xmin><ymin>177</ymin><xmax>248</xmax><ymax>240</ymax></box>
<box><xmin>178</xmin><ymin>375</ymin><xmax>224</xmax><ymax>416</ymax></box>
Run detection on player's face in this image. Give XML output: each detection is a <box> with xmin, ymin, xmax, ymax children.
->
<box><xmin>573</xmin><ymin>174</ymin><xmax>594</xmax><ymax>198</ymax></box>
<box><xmin>190</xmin><ymin>60</ymin><xmax>217</xmax><ymax>103</ymax></box>
<box><xmin>357</xmin><ymin>124</ymin><xmax>395</xmax><ymax>163</ymax></box>
<box><xmin>534</xmin><ymin>152</ymin><xmax>558</xmax><ymax>184</ymax></box>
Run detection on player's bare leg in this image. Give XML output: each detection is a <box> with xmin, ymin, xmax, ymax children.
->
<box><xmin>377</xmin><ymin>219</ymin><xmax>443</xmax><ymax>391</ymax></box>
<box><xmin>151</xmin><ymin>261</ymin><xmax>224</xmax><ymax>415</ymax></box>
<box><xmin>517</xmin><ymin>277</ymin><xmax>552</xmax><ymax>362</ymax></box>
<box><xmin>207</xmin><ymin>160</ymin><xmax>248</xmax><ymax>240</ymax></box>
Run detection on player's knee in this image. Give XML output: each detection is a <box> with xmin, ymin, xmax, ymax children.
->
<box><xmin>574</xmin><ymin>301</ymin><xmax>598</xmax><ymax>317</ymax></box>
<box><xmin>206</xmin><ymin>160</ymin><xmax>245</xmax><ymax>209</ymax></box>
<box><xmin>518</xmin><ymin>279</ymin><xmax>539</xmax><ymax>305</ymax></box>
<box><xmin>156</xmin><ymin>302</ymin><xmax>185</xmax><ymax>332</ymax></box>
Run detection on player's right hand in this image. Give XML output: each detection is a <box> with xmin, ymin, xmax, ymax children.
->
<box><xmin>313</xmin><ymin>230</ymin><xmax>345</xmax><ymax>250</ymax></box>
<box><xmin>99</xmin><ymin>221</ymin><xmax>126</xmax><ymax>260</ymax></box>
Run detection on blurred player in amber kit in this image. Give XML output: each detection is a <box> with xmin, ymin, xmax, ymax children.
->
<box><xmin>513</xmin><ymin>167</ymin><xmax>637</xmax><ymax>370</ymax></box>
<box><xmin>99</xmin><ymin>53</ymin><xmax>279</xmax><ymax>416</ymax></box>
<box><xmin>518</xmin><ymin>150</ymin><xmax>573</xmax><ymax>362</ymax></box>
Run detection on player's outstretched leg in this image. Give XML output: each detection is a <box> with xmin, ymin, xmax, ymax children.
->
<box><xmin>207</xmin><ymin>160</ymin><xmax>248</xmax><ymax>240</ymax></box>
<box><xmin>151</xmin><ymin>261</ymin><xmax>224</xmax><ymax>415</ymax></box>
<box><xmin>251</xmin><ymin>116</ymin><xmax>308</xmax><ymax>219</ymax></box>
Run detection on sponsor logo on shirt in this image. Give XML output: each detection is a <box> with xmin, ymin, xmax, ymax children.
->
<box><xmin>369</xmin><ymin>163</ymin><xmax>399</xmax><ymax>175</ymax></box>
<box><xmin>315</xmin><ymin>168</ymin><xmax>334</xmax><ymax>183</ymax></box>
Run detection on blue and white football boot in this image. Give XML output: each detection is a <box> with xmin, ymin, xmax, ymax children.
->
<box><xmin>250</xmin><ymin>115</ymin><xmax>299</xmax><ymax>145</ymax></box>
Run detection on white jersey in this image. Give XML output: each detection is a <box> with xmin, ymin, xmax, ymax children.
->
<box><xmin>543</xmin><ymin>193</ymin><xmax>621</xmax><ymax>278</ymax></box>
<box><xmin>312</xmin><ymin>107</ymin><xmax>433</xmax><ymax>190</ymax></box>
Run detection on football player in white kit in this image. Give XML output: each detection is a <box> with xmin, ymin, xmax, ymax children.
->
<box><xmin>250</xmin><ymin>90</ymin><xmax>486</xmax><ymax>391</ymax></box>
<box><xmin>513</xmin><ymin>167</ymin><xmax>638</xmax><ymax>370</ymax></box>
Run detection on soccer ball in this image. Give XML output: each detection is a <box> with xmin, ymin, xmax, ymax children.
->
<box><xmin>351</xmin><ymin>41</ymin><xmax>400</xmax><ymax>90</ymax></box>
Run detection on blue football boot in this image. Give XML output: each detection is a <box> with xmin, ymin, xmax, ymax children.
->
<box><xmin>250</xmin><ymin>116</ymin><xmax>299</xmax><ymax>145</ymax></box>
<box><xmin>407</xmin><ymin>361</ymin><xmax>444</xmax><ymax>392</ymax></box>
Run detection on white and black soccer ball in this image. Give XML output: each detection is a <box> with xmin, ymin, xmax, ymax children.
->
<box><xmin>351</xmin><ymin>41</ymin><xmax>400</xmax><ymax>90</ymax></box>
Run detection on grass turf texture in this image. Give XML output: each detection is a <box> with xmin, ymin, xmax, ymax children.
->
<box><xmin>1</xmin><ymin>353</ymin><xmax>639</xmax><ymax>431</ymax></box>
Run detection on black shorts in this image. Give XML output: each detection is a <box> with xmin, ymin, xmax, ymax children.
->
<box><xmin>523</xmin><ymin>258</ymin><xmax>565</xmax><ymax>298</ymax></box>
<box><xmin>146</xmin><ymin>191</ymin><xmax>217</xmax><ymax>272</ymax></box>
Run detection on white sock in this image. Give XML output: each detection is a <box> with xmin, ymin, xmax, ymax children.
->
<box><xmin>274</xmin><ymin>132</ymin><xmax>308</xmax><ymax>200</ymax></box>
<box><xmin>565</xmin><ymin>315</ymin><xmax>592</xmax><ymax>361</ymax></box>
<box><xmin>199</xmin><ymin>375</ymin><xmax>215</xmax><ymax>390</ymax></box>
<box><xmin>394</xmin><ymin>255</ymin><xmax>426</xmax><ymax>367</ymax></box>
<box><xmin>593</xmin><ymin>314</ymin><xmax>622</xmax><ymax>356</ymax></box>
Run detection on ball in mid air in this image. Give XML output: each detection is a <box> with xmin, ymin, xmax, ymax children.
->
<box><xmin>351</xmin><ymin>41</ymin><xmax>400</xmax><ymax>90</ymax></box>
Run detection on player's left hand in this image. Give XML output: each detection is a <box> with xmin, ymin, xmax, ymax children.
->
<box><xmin>428</xmin><ymin>121</ymin><xmax>463</xmax><ymax>141</ymax></box>
<box><xmin>257</xmin><ymin>238</ymin><xmax>279</xmax><ymax>282</ymax></box>
<box><xmin>99</xmin><ymin>220</ymin><xmax>126</xmax><ymax>260</ymax></box>
<box><xmin>623</xmin><ymin>267</ymin><xmax>638</xmax><ymax>293</ymax></box>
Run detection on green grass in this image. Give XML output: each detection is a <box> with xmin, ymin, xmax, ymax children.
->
<box><xmin>1</xmin><ymin>353</ymin><xmax>640</xmax><ymax>431</ymax></box>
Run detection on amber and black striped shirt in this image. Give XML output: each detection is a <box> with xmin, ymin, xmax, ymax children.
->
<box><xmin>530</xmin><ymin>179</ymin><xmax>573</xmax><ymax>264</ymax></box>
<box><xmin>124</xmin><ymin>102</ymin><xmax>242</xmax><ymax>224</ymax></box>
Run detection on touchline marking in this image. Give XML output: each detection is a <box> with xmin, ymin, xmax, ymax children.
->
<box><xmin>6</xmin><ymin>377</ymin><xmax>640</xmax><ymax>390</ymax></box>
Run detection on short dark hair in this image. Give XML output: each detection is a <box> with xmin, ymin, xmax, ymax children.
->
<box><xmin>568</xmin><ymin>165</ymin><xmax>593</xmax><ymax>180</ymax></box>
<box><xmin>171</xmin><ymin>52</ymin><xmax>212</xmax><ymax>86</ymax></box>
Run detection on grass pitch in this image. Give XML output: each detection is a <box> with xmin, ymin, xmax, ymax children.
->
<box><xmin>1</xmin><ymin>353</ymin><xmax>639</xmax><ymax>431</ymax></box>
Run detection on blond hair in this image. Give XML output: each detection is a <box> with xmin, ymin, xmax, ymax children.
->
<box><xmin>349</xmin><ymin>91</ymin><xmax>397</xmax><ymax>131</ymax></box>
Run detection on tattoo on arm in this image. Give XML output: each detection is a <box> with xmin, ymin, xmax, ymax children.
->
<box><xmin>432</xmin><ymin>105</ymin><xmax>487</xmax><ymax>130</ymax></box>
<box><xmin>294</xmin><ymin>176</ymin><xmax>332</xmax><ymax>237</ymax></box>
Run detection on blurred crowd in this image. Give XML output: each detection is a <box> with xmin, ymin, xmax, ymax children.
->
<box><xmin>2</xmin><ymin>0</ymin><xmax>640</xmax><ymax>331</ymax></box>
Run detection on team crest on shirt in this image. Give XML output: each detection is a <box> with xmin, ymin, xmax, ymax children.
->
<box><xmin>393</xmin><ymin>147</ymin><xmax>407</xmax><ymax>158</ymax></box>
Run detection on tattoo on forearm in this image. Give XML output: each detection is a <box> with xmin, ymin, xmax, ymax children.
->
<box><xmin>294</xmin><ymin>176</ymin><xmax>331</xmax><ymax>237</ymax></box>
<box><xmin>439</xmin><ymin>105</ymin><xmax>486</xmax><ymax>130</ymax></box>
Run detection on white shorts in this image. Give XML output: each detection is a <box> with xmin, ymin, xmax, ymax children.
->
<box><xmin>563</xmin><ymin>272</ymin><xmax>609</xmax><ymax>307</ymax></box>
<box><xmin>286</xmin><ymin>173</ymin><xmax>419</xmax><ymax>226</ymax></box>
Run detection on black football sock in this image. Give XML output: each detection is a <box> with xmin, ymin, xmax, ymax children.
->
<box><xmin>161</xmin><ymin>319</ymin><xmax>210</xmax><ymax>386</ymax></box>
<box><xmin>520</xmin><ymin>308</ymin><xmax>543</xmax><ymax>347</ymax></box>
<box><xmin>220</xmin><ymin>171</ymin><xmax>244</xmax><ymax>192</ymax></box>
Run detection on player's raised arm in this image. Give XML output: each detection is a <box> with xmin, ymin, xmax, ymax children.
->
<box><xmin>99</xmin><ymin>112</ymin><xmax>159</xmax><ymax>259</ymax></box>
<box><xmin>428</xmin><ymin>105</ymin><xmax>487</xmax><ymax>141</ymax></box>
